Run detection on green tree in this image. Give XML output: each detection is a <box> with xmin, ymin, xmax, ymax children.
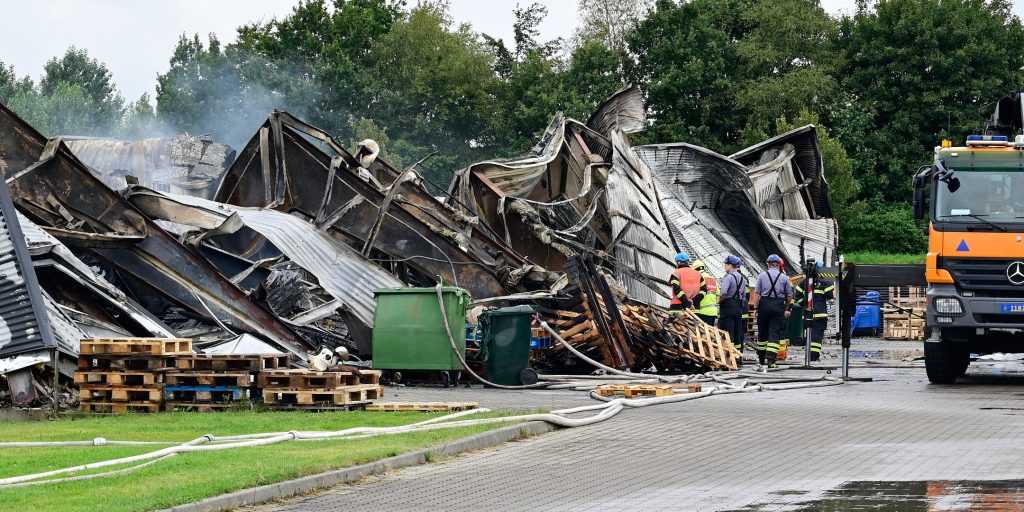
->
<box><xmin>839</xmin><ymin>200</ymin><xmax>927</xmax><ymax>253</ymax></box>
<box><xmin>40</xmin><ymin>47</ymin><xmax>124</xmax><ymax>133</ymax></box>
<box><xmin>233</xmin><ymin>0</ymin><xmax>404</xmax><ymax>136</ymax></box>
<box><xmin>0</xmin><ymin>61</ymin><xmax>34</xmax><ymax>103</ymax></box>
<box><xmin>735</xmin><ymin>0</ymin><xmax>838</xmax><ymax>144</ymax></box>
<box><xmin>836</xmin><ymin>0</ymin><xmax>1024</xmax><ymax>202</ymax></box>
<box><xmin>628</xmin><ymin>0</ymin><xmax>752</xmax><ymax>151</ymax></box>
<box><xmin>563</xmin><ymin>39</ymin><xmax>627</xmax><ymax>119</ymax></box>
<box><xmin>370</xmin><ymin>3</ymin><xmax>498</xmax><ymax>175</ymax></box>
<box><xmin>121</xmin><ymin>93</ymin><xmax>164</xmax><ymax>138</ymax></box>
<box><xmin>576</xmin><ymin>0</ymin><xmax>653</xmax><ymax>55</ymax></box>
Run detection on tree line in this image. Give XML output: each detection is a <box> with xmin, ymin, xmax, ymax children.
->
<box><xmin>3</xmin><ymin>0</ymin><xmax>1023</xmax><ymax>254</ymax></box>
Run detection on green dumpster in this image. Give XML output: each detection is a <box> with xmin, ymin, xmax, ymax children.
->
<box><xmin>480</xmin><ymin>305</ymin><xmax>535</xmax><ymax>386</ymax></box>
<box><xmin>371</xmin><ymin>287</ymin><xmax>470</xmax><ymax>371</ymax></box>
<box><xmin>785</xmin><ymin>305</ymin><xmax>805</xmax><ymax>346</ymax></box>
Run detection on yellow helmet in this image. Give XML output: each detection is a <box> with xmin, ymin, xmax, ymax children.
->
<box><xmin>692</xmin><ymin>260</ymin><xmax>706</xmax><ymax>271</ymax></box>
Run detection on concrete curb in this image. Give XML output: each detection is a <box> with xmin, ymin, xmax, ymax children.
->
<box><xmin>163</xmin><ymin>420</ymin><xmax>556</xmax><ymax>512</ymax></box>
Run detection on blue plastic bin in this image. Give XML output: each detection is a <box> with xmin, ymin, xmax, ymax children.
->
<box><xmin>851</xmin><ymin>290</ymin><xmax>881</xmax><ymax>335</ymax></box>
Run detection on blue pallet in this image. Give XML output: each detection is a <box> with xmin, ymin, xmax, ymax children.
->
<box><xmin>530</xmin><ymin>337</ymin><xmax>553</xmax><ymax>350</ymax></box>
<box><xmin>164</xmin><ymin>385</ymin><xmax>245</xmax><ymax>400</ymax></box>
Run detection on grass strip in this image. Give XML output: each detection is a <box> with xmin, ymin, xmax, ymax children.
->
<box><xmin>0</xmin><ymin>410</ymin><xmax>511</xmax><ymax>512</ymax></box>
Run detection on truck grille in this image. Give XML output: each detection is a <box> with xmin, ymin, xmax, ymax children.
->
<box><xmin>943</xmin><ymin>257</ymin><xmax>1024</xmax><ymax>294</ymax></box>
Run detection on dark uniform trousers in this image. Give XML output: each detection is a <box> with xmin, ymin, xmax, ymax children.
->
<box><xmin>809</xmin><ymin>281</ymin><xmax>833</xmax><ymax>362</ymax></box>
<box><xmin>719</xmin><ymin>297</ymin><xmax>745</xmax><ymax>357</ymax></box>
<box><xmin>757</xmin><ymin>297</ymin><xmax>786</xmax><ymax>365</ymax></box>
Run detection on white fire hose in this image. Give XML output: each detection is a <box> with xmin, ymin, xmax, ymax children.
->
<box><xmin>0</xmin><ymin>287</ymin><xmax>844</xmax><ymax>487</ymax></box>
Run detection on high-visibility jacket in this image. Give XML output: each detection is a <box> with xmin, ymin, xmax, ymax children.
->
<box><xmin>670</xmin><ymin>266</ymin><xmax>701</xmax><ymax>306</ymax></box>
<box><xmin>811</xmin><ymin>280</ymin><xmax>834</xmax><ymax>319</ymax></box>
<box><xmin>696</xmin><ymin>274</ymin><xmax>719</xmax><ymax>317</ymax></box>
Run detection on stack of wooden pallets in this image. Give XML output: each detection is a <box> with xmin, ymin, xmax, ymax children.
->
<box><xmin>164</xmin><ymin>354</ymin><xmax>290</xmax><ymax>412</ymax></box>
<box><xmin>258</xmin><ymin>368</ymin><xmax>384</xmax><ymax>410</ymax></box>
<box><xmin>76</xmin><ymin>339</ymin><xmax>393</xmax><ymax>413</ymax></box>
<box><xmin>884</xmin><ymin>286</ymin><xmax>926</xmax><ymax>341</ymax></box>
<box><xmin>76</xmin><ymin>338</ymin><xmax>192</xmax><ymax>414</ymax></box>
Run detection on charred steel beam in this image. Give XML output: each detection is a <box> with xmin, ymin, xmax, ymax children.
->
<box><xmin>214</xmin><ymin>112</ymin><xmax>513</xmax><ymax>299</ymax></box>
<box><xmin>0</xmin><ymin>103</ymin><xmax>309</xmax><ymax>357</ymax></box>
<box><xmin>8</xmin><ymin>152</ymin><xmax>309</xmax><ymax>357</ymax></box>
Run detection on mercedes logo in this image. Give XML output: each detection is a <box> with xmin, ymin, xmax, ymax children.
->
<box><xmin>1008</xmin><ymin>261</ymin><xmax>1024</xmax><ymax>285</ymax></box>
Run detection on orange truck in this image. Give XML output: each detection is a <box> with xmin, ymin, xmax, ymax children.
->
<box><xmin>913</xmin><ymin>132</ymin><xmax>1024</xmax><ymax>383</ymax></box>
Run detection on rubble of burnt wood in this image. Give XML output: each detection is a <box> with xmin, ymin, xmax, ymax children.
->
<box><xmin>0</xmin><ymin>85</ymin><xmax>837</xmax><ymax>404</ymax></box>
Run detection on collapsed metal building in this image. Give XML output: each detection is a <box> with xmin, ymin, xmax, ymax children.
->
<box><xmin>0</xmin><ymin>86</ymin><xmax>838</xmax><ymax>403</ymax></box>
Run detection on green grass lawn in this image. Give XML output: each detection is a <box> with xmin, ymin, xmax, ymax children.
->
<box><xmin>0</xmin><ymin>410</ymin><xmax>512</xmax><ymax>512</ymax></box>
<box><xmin>843</xmin><ymin>251</ymin><xmax>925</xmax><ymax>265</ymax></box>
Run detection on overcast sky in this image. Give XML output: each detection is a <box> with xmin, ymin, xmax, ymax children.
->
<box><xmin>2</xmin><ymin>1</ymin><xmax>1023</xmax><ymax>102</ymax></box>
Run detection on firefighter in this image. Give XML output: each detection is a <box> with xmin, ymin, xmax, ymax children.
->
<box><xmin>717</xmin><ymin>255</ymin><xmax>747</xmax><ymax>360</ymax></box>
<box><xmin>809</xmin><ymin>262</ymin><xmax>834</xmax><ymax>362</ymax></box>
<box><xmin>669</xmin><ymin>252</ymin><xmax>701</xmax><ymax>311</ymax></box>
<box><xmin>751</xmin><ymin>254</ymin><xmax>793</xmax><ymax>368</ymax></box>
<box><xmin>692</xmin><ymin>260</ymin><xmax>719</xmax><ymax>326</ymax></box>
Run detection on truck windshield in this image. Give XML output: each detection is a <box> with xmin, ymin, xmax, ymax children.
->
<box><xmin>935</xmin><ymin>170</ymin><xmax>1024</xmax><ymax>223</ymax></box>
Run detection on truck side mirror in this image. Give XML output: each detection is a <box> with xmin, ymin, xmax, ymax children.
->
<box><xmin>912</xmin><ymin>165</ymin><xmax>934</xmax><ymax>220</ymax></box>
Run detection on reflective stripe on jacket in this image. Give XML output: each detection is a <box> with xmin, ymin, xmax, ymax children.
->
<box><xmin>697</xmin><ymin>274</ymin><xmax>719</xmax><ymax>317</ymax></box>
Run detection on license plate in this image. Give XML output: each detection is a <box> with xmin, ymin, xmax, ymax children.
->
<box><xmin>1000</xmin><ymin>303</ymin><xmax>1024</xmax><ymax>313</ymax></box>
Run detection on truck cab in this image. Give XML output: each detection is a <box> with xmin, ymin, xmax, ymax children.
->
<box><xmin>913</xmin><ymin>134</ymin><xmax>1024</xmax><ymax>383</ymax></box>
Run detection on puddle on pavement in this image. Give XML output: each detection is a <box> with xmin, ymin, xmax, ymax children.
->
<box><xmin>726</xmin><ymin>479</ymin><xmax>1024</xmax><ymax>511</ymax></box>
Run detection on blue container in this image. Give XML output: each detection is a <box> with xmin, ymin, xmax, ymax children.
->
<box><xmin>530</xmin><ymin>336</ymin><xmax>553</xmax><ymax>350</ymax></box>
<box><xmin>851</xmin><ymin>290</ymin><xmax>881</xmax><ymax>334</ymax></box>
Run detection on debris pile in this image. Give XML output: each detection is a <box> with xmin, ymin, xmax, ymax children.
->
<box><xmin>0</xmin><ymin>85</ymin><xmax>838</xmax><ymax>403</ymax></box>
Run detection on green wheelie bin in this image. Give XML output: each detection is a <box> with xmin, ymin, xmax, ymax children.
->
<box><xmin>479</xmin><ymin>305</ymin><xmax>536</xmax><ymax>386</ymax></box>
<box><xmin>372</xmin><ymin>287</ymin><xmax>470</xmax><ymax>385</ymax></box>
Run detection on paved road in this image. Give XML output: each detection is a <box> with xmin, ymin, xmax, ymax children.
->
<box><xmin>251</xmin><ymin>363</ymin><xmax>1024</xmax><ymax>511</ymax></box>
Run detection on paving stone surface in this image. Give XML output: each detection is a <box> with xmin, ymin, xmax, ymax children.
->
<box><xmin>250</xmin><ymin>364</ymin><xmax>1024</xmax><ymax>511</ymax></box>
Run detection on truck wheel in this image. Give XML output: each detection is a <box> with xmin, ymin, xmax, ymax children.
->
<box><xmin>925</xmin><ymin>342</ymin><xmax>963</xmax><ymax>384</ymax></box>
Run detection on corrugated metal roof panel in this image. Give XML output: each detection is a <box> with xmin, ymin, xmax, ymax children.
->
<box><xmin>764</xmin><ymin>218</ymin><xmax>839</xmax><ymax>267</ymax></box>
<box><xmin>64</xmin><ymin>136</ymin><xmax>235</xmax><ymax>197</ymax></box>
<box><xmin>730</xmin><ymin>125</ymin><xmax>831</xmax><ymax>219</ymax></box>
<box><xmin>157</xmin><ymin>193</ymin><xmax>404</xmax><ymax>329</ymax></box>
<box><xmin>635</xmin><ymin>143</ymin><xmax>784</xmax><ymax>278</ymax></box>
<box><xmin>607</xmin><ymin>132</ymin><xmax>675</xmax><ymax>307</ymax></box>
<box><xmin>0</xmin><ymin>214</ymin><xmax>48</xmax><ymax>357</ymax></box>
<box><xmin>0</xmin><ymin>184</ymin><xmax>62</xmax><ymax>359</ymax></box>
<box><xmin>586</xmin><ymin>86</ymin><xmax>646</xmax><ymax>135</ymax></box>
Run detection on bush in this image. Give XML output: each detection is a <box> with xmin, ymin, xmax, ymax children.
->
<box><xmin>838</xmin><ymin>201</ymin><xmax>927</xmax><ymax>254</ymax></box>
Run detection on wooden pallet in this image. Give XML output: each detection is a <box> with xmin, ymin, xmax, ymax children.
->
<box><xmin>165</xmin><ymin>402</ymin><xmax>254</xmax><ymax>412</ymax></box>
<box><xmin>78</xmin><ymin>385</ymin><xmax>163</xmax><ymax>402</ymax></box>
<box><xmin>366</xmin><ymin>401</ymin><xmax>479</xmax><ymax>412</ymax></box>
<box><xmin>257</xmin><ymin>369</ymin><xmax>380</xmax><ymax>390</ymax></box>
<box><xmin>668</xmin><ymin>382</ymin><xmax>703</xmax><ymax>393</ymax></box>
<box><xmin>80</xmin><ymin>402</ymin><xmax>161</xmax><ymax>414</ymax></box>
<box><xmin>595</xmin><ymin>384</ymin><xmax>674</xmax><ymax>398</ymax></box>
<box><xmin>80</xmin><ymin>338</ymin><xmax>192</xmax><ymax>356</ymax></box>
<box><xmin>262</xmin><ymin>385</ymin><xmax>383</xmax><ymax>406</ymax></box>
<box><xmin>78</xmin><ymin>355</ymin><xmax>176</xmax><ymax>371</ymax></box>
<box><xmin>883</xmin><ymin>318</ymin><xmax>926</xmax><ymax>341</ymax></box>
<box><xmin>259</xmin><ymin>403</ymin><xmax>369</xmax><ymax>412</ymax></box>
<box><xmin>164</xmin><ymin>385</ymin><xmax>250</xmax><ymax>403</ymax></box>
<box><xmin>74</xmin><ymin>371</ymin><xmax>161</xmax><ymax>386</ymax></box>
<box><xmin>164</xmin><ymin>372</ymin><xmax>252</xmax><ymax>387</ymax></box>
<box><xmin>175</xmin><ymin>354</ymin><xmax>290</xmax><ymax>372</ymax></box>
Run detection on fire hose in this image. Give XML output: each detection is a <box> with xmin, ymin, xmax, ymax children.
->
<box><xmin>0</xmin><ymin>287</ymin><xmax>843</xmax><ymax>487</ymax></box>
